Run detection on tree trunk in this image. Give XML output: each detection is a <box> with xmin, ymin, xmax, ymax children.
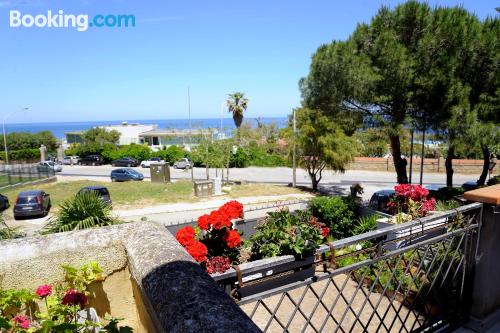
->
<box><xmin>477</xmin><ymin>147</ymin><xmax>490</xmax><ymax>186</ymax></box>
<box><xmin>389</xmin><ymin>133</ymin><xmax>408</xmax><ymax>184</ymax></box>
<box><xmin>233</xmin><ymin>113</ymin><xmax>243</xmax><ymax>128</ymax></box>
<box><xmin>445</xmin><ymin>146</ymin><xmax>454</xmax><ymax>187</ymax></box>
<box><xmin>311</xmin><ymin>175</ymin><xmax>319</xmax><ymax>191</ymax></box>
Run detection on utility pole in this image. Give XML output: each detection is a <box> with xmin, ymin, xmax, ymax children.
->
<box><xmin>188</xmin><ymin>87</ymin><xmax>194</xmax><ymax>181</ymax></box>
<box><xmin>292</xmin><ymin>109</ymin><xmax>297</xmax><ymax>187</ymax></box>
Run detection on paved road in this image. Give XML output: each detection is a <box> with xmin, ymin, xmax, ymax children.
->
<box><xmin>59</xmin><ymin>165</ymin><xmax>474</xmax><ymax>187</ymax></box>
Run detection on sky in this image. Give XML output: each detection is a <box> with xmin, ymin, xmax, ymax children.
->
<box><xmin>0</xmin><ymin>0</ymin><xmax>496</xmax><ymax>124</ymax></box>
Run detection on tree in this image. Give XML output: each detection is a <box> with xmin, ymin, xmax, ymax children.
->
<box><xmin>292</xmin><ymin>108</ymin><xmax>357</xmax><ymax>191</ymax></box>
<box><xmin>82</xmin><ymin>127</ymin><xmax>120</xmax><ymax>145</ymax></box>
<box><xmin>227</xmin><ymin>92</ymin><xmax>248</xmax><ymax>128</ymax></box>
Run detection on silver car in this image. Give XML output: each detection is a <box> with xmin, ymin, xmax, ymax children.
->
<box><xmin>173</xmin><ymin>158</ymin><xmax>193</xmax><ymax>169</ymax></box>
<box><xmin>38</xmin><ymin>161</ymin><xmax>63</xmax><ymax>172</ymax></box>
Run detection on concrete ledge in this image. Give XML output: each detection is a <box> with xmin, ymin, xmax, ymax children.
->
<box><xmin>0</xmin><ymin>222</ymin><xmax>261</xmax><ymax>333</ymax></box>
<box><xmin>464</xmin><ymin>185</ymin><xmax>500</xmax><ymax>205</ymax></box>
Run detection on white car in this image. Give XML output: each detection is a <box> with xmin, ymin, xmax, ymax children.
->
<box><xmin>61</xmin><ymin>156</ymin><xmax>80</xmax><ymax>165</ymax></box>
<box><xmin>38</xmin><ymin>161</ymin><xmax>63</xmax><ymax>172</ymax></box>
<box><xmin>173</xmin><ymin>158</ymin><xmax>193</xmax><ymax>169</ymax></box>
<box><xmin>140</xmin><ymin>157</ymin><xmax>164</xmax><ymax>168</ymax></box>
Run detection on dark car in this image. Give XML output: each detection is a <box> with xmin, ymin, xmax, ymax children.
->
<box><xmin>462</xmin><ymin>181</ymin><xmax>479</xmax><ymax>192</ymax></box>
<box><xmin>111</xmin><ymin>157</ymin><xmax>140</xmax><ymax>167</ymax></box>
<box><xmin>13</xmin><ymin>190</ymin><xmax>51</xmax><ymax>219</ymax></box>
<box><xmin>77</xmin><ymin>186</ymin><xmax>112</xmax><ymax>205</ymax></box>
<box><xmin>368</xmin><ymin>189</ymin><xmax>396</xmax><ymax>214</ymax></box>
<box><xmin>79</xmin><ymin>155</ymin><xmax>105</xmax><ymax>166</ymax></box>
<box><xmin>0</xmin><ymin>194</ymin><xmax>9</xmax><ymax>211</ymax></box>
<box><xmin>110</xmin><ymin>168</ymin><xmax>144</xmax><ymax>182</ymax></box>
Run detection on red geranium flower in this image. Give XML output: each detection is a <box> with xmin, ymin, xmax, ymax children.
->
<box><xmin>61</xmin><ymin>289</ymin><xmax>87</xmax><ymax>309</ymax></box>
<box><xmin>186</xmin><ymin>241</ymin><xmax>208</xmax><ymax>263</ymax></box>
<box><xmin>223</xmin><ymin>229</ymin><xmax>241</xmax><ymax>249</ymax></box>
<box><xmin>176</xmin><ymin>226</ymin><xmax>196</xmax><ymax>246</ymax></box>
<box><xmin>12</xmin><ymin>315</ymin><xmax>30</xmax><ymax>329</ymax></box>
<box><xmin>321</xmin><ymin>226</ymin><xmax>330</xmax><ymax>238</ymax></box>
<box><xmin>210</xmin><ymin>210</ymin><xmax>232</xmax><ymax>230</ymax></box>
<box><xmin>35</xmin><ymin>284</ymin><xmax>52</xmax><ymax>298</ymax></box>
<box><xmin>197</xmin><ymin>214</ymin><xmax>211</xmax><ymax>230</ymax></box>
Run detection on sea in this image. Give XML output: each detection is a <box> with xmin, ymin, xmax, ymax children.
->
<box><xmin>4</xmin><ymin>117</ymin><xmax>288</xmax><ymax>139</ymax></box>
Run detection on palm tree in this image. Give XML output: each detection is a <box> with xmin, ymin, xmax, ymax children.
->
<box><xmin>227</xmin><ymin>92</ymin><xmax>248</xmax><ymax>128</ymax></box>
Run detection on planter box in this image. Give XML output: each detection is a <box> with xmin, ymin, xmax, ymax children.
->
<box><xmin>377</xmin><ymin>214</ymin><xmax>448</xmax><ymax>249</ymax></box>
<box><xmin>212</xmin><ymin>255</ymin><xmax>316</xmax><ymax>300</ymax></box>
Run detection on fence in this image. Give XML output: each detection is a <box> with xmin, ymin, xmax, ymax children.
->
<box><xmin>231</xmin><ymin>203</ymin><xmax>482</xmax><ymax>333</ymax></box>
<box><xmin>0</xmin><ymin>163</ymin><xmax>55</xmax><ymax>188</ymax></box>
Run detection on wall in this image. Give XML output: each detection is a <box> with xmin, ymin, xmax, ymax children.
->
<box><xmin>349</xmin><ymin>157</ymin><xmax>496</xmax><ymax>175</ymax></box>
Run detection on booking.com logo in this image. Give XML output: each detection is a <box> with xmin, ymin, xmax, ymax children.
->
<box><xmin>9</xmin><ymin>10</ymin><xmax>135</xmax><ymax>32</ymax></box>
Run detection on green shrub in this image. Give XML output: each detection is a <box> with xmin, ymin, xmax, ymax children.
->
<box><xmin>102</xmin><ymin>144</ymin><xmax>151</xmax><ymax>162</ymax></box>
<box><xmin>43</xmin><ymin>191</ymin><xmax>119</xmax><ymax>233</ymax></box>
<box><xmin>352</xmin><ymin>215</ymin><xmax>378</xmax><ymax>236</ymax></box>
<box><xmin>230</xmin><ymin>148</ymin><xmax>249</xmax><ymax>168</ymax></box>
<box><xmin>152</xmin><ymin>145</ymin><xmax>187</xmax><ymax>164</ymax></box>
<box><xmin>309</xmin><ymin>196</ymin><xmax>357</xmax><ymax>239</ymax></box>
<box><xmin>487</xmin><ymin>175</ymin><xmax>500</xmax><ymax>186</ymax></box>
<box><xmin>0</xmin><ymin>148</ymin><xmax>40</xmax><ymax>161</ymax></box>
<box><xmin>250</xmin><ymin>209</ymin><xmax>325</xmax><ymax>259</ymax></box>
<box><xmin>435</xmin><ymin>200</ymin><xmax>460</xmax><ymax>212</ymax></box>
<box><xmin>431</xmin><ymin>187</ymin><xmax>465</xmax><ymax>201</ymax></box>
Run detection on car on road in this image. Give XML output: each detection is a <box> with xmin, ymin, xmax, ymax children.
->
<box><xmin>111</xmin><ymin>157</ymin><xmax>140</xmax><ymax>167</ymax></box>
<box><xmin>37</xmin><ymin>161</ymin><xmax>63</xmax><ymax>172</ymax></box>
<box><xmin>140</xmin><ymin>157</ymin><xmax>164</xmax><ymax>168</ymax></box>
<box><xmin>0</xmin><ymin>194</ymin><xmax>9</xmax><ymax>212</ymax></box>
<box><xmin>110</xmin><ymin>168</ymin><xmax>144</xmax><ymax>182</ymax></box>
<box><xmin>368</xmin><ymin>189</ymin><xmax>395</xmax><ymax>214</ymax></box>
<box><xmin>61</xmin><ymin>156</ymin><xmax>80</xmax><ymax>165</ymax></box>
<box><xmin>462</xmin><ymin>181</ymin><xmax>479</xmax><ymax>191</ymax></box>
<box><xmin>13</xmin><ymin>190</ymin><xmax>51</xmax><ymax>219</ymax></box>
<box><xmin>173</xmin><ymin>158</ymin><xmax>193</xmax><ymax>169</ymax></box>
<box><xmin>79</xmin><ymin>155</ymin><xmax>105</xmax><ymax>166</ymax></box>
<box><xmin>77</xmin><ymin>186</ymin><xmax>112</xmax><ymax>205</ymax></box>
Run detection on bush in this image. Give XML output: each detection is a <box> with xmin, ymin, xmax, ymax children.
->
<box><xmin>250</xmin><ymin>209</ymin><xmax>328</xmax><ymax>259</ymax></box>
<box><xmin>309</xmin><ymin>196</ymin><xmax>357</xmax><ymax>240</ymax></box>
<box><xmin>230</xmin><ymin>148</ymin><xmax>249</xmax><ymax>168</ymax></box>
<box><xmin>352</xmin><ymin>215</ymin><xmax>378</xmax><ymax>236</ymax></box>
<box><xmin>152</xmin><ymin>145</ymin><xmax>187</xmax><ymax>164</ymax></box>
<box><xmin>101</xmin><ymin>144</ymin><xmax>151</xmax><ymax>162</ymax></box>
<box><xmin>43</xmin><ymin>191</ymin><xmax>118</xmax><ymax>233</ymax></box>
<box><xmin>0</xmin><ymin>148</ymin><xmax>40</xmax><ymax>161</ymax></box>
<box><xmin>430</xmin><ymin>186</ymin><xmax>465</xmax><ymax>201</ymax></box>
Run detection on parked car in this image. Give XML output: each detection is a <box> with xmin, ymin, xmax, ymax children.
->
<box><xmin>0</xmin><ymin>194</ymin><xmax>9</xmax><ymax>211</ymax></box>
<box><xmin>61</xmin><ymin>156</ymin><xmax>80</xmax><ymax>165</ymax></box>
<box><xmin>13</xmin><ymin>190</ymin><xmax>51</xmax><ymax>219</ymax></box>
<box><xmin>110</xmin><ymin>168</ymin><xmax>144</xmax><ymax>182</ymax></box>
<box><xmin>79</xmin><ymin>155</ymin><xmax>105</xmax><ymax>166</ymax></box>
<box><xmin>462</xmin><ymin>181</ymin><xmax>479</xmax><ymax>191</ymax></box>
<box><xmin>368</xmin><ymin>189</ymin><xmax>395</xmax><ymax>214</ymax></box>
<box><xmin>111</xmin><ymin>157</ymin><xmax>140</xmax><ymax>167</ymax></box>
<box><xmin>140</xmin><ymin>157</ymin><xmax>164</xmax><ymax>168</ymax></box>
<box><xmin>77</xmin><ymin>186</ymin><xmax>112</xmax><ymax>205</ymax></box>
<box><xmin>37</xmin><ymin>161</ymin><xmax>63</xmax><ymax>172</ymax></box>
<box><xmin>173</xmin><ymin>158</ymin><xmax>193</xmax><ymax>169</ymax></box>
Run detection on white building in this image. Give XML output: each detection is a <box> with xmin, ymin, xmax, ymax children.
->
<box><xmin>65</xmin><ymin>122</ymin><xmax>157</xmax><ymax>147</ymax></box>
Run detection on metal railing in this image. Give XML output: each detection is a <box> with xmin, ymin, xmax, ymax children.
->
<box><xmin>237</xmin><ymin>203</ymin><xmax>483</xmax><ymax>333</ymax></box>
<box><xmin>0</xmin><ymin>163</ymin><xmax>54</xmax><ymax>188</ymax></box>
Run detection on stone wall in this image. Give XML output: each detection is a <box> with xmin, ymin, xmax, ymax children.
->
<box><xmin>348</xmin><ymin>157</ymin><xmax>495</xmax><ymax>175</ymax></box>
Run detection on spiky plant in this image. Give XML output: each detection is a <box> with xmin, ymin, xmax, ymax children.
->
<box><xmin>43</xmin><ymin>191</ymin><xmax>118</xmax><ymax>234</ymax></box>
<box><xmin>0</xmin><ymin>213</ymin><xmax>25</xmax><ymax>239</ymax></box>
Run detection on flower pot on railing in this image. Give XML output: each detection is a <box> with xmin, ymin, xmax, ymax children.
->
<box><xmin>214</xmin><ymin>254</ymin><xmax>316</xmax><ymax>300</ymax></box>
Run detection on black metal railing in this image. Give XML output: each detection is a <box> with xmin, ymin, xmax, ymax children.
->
<box><xmin>0</xmin><ymin>163</ymin><xmax>55</xmax><ymax>188</ymax></box>
<box><xmin>235</xmin><ymin>203</ymin><xmax>482</xmax><ymax>333</ymax></box>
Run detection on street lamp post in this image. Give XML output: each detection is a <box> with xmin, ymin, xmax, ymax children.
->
<box><xmin>3</xmin><ymin>107</ymin><xmax>29</xmax><ymax>165</ymax></box>
<box><xmin>292</xmin><ymin>109</ymin><xmax>297</xmax><ymax>188</ymax></box>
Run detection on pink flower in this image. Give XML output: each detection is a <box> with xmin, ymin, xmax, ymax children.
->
<box><xmin>61</xmin><ymin>289</ymin><xmax>88</xmax><ymax>309</ymax></box>
<box><xmin>12</xmin><ymin>315</ymin><xmax>30</xmax><ymax>329</ymax></box>
<box><xmin>36</xmin><ymin>284</ymin><xmax>52</xmax><ymax>298</ymax></box>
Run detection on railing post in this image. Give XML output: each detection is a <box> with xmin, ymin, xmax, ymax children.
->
<box><xmin>463</xmin><ymin>186</ymin><xmax>500</xmax><ymax>332</ymax></box>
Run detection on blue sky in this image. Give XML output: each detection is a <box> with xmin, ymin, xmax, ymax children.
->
<box><xmin>0</xmin><ymin>0</ymin><xmax>496</xmax><ymax>123</ymax></box>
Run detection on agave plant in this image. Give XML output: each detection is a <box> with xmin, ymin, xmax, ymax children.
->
<box><xmin>43</xmin><ymin>191</ymin><xmax>118</xmax><ymax>234</ymax></box>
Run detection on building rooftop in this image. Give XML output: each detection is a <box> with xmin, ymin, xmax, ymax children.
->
<box><xmin>139</xmin><ymin>129</ymin><xmax>214</xmax><ymax>137</ymax></box>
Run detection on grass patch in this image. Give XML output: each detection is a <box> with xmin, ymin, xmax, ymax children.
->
<box><xmin>0</xmin><ymin>180</ymin><xmax>310</xmax><ymax>210</ymax></box>
<box><xmin>0</xmin><ymin>180</ymin><xmax>196</xmax><ymax>209</ymax></box>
